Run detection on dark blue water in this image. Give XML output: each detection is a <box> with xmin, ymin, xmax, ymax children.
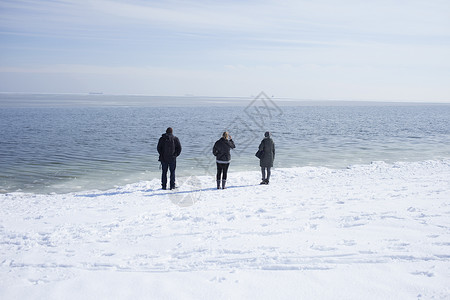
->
<box><xmin>1</xmin><ymin>95</ymin><xmax>449</xmax><ymax>193</ymax></box>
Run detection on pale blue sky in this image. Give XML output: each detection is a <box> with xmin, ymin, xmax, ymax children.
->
<box><xmin>0</xmin><ymin>0</ymin><xmax>449</xmax><ymax>101</ymax></box>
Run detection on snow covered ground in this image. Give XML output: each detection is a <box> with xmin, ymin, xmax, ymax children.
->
<box><xmin>1</xmin><ymin>160</ymin><xmax>449</xmax><ymax>299</ymax></box>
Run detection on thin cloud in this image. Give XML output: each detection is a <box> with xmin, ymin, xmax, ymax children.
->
<box><xmin>2</xmin><ymin>0</ymin><xmax>449</xmax><ymax>45</ymax></box>
<box><xmin>0</xmin><ymin>0</ymin><xmax>449</xmax><ymax>100</ymax></box>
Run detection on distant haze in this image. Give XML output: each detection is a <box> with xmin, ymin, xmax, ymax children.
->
<box><xmin>0</xmin><ymin>1</ymin><xmax>449</xmax><ymax>102</ymax></box>
<box><xmin>1</xmin><ymin>93</ymin><xmax>449</xmax><ymax>108</ymax></box>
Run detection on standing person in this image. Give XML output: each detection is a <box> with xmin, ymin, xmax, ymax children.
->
<box><xmin>157</xmin><ymin>127</ymin><xmax>182</xmax><ymax>190</ymax></box>
<box><xmin>258</xmin><ymin>131</ymin><xmax>275</xmax><ymax>185</ymax></box>
<box><xmin>213</xmin><ymin>131</ymin><xmax>235</xmax><ymax>189</ymax></box>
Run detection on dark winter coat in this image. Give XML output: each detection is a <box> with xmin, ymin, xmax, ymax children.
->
<box><xmin>258</xmin><ymin>137</ymin><xmax>275</xmax><ymax>167</ymax></box>
<box><xmin>213</xmin><ymin>138</ymin><xmax>235</xmax><ymax>163</ymax></box>
<box><xmin>157</xmin><ymin>133</ymin><xmax>182</xmax><ymax>162</ymax></box>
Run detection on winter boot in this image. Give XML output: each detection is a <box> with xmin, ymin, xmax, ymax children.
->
<box><xmin>221</xmin><ymin>180</ymin><xmax>226</xmax><ymax>189</ymax></box>
<box><xmin>264</xmin><ymin>179</ymin><xmax>269</xmax><ymax>185</ymax></box>
<box><xmin>217</xmin><ymin>180</ymin><xmax>221</xmax><ymax>189</ymax></box>
<box><xmin>260</xmin><ymin>179</ymin><xmax>266</xmax><ymax>185</ymax></box>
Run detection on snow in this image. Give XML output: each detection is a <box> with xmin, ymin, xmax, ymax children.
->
<box><xmin>1</xmin><ymin>160</ymin><xmax>450</xmax><ymax>299</ymax></box>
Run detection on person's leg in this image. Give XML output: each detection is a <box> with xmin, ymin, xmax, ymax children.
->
<box><xmin>216</xmin><ymin>163</ymin><xmax>223</xmax><ymax>188</ymax></box>
<box><xmin>266</xmin><ymin>167</ymin><xmax>271</xmax><ymax>184</ymax></box>
<box><xmin>222</xmin><ymin>163</ymin><xmax>229</xmax><ymax>189</ymax></box>
<box><xmin>222</xmin><ymin>163</ymin><xmax>229</xmax><ymax>180</ymax></box>
<box><xmin>216</xmin><ymin>163</ymin><xmax>223</xmax><ymax>181</ymax></box>
<box><xmin>261</xmin><ymin>167</ymin><xmax>266</xmax><ymax>183</ymax></box>
<box><xmin>169</xmin><ymin>160</ymin><xmax>176</xmax><ymax>189</ymax></box>
<box><xmin>161</xmin><ymin>162</ymin><xmax>169</xmax><ymax>189</ymax></box>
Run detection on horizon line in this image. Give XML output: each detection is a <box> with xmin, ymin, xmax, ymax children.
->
<box><xmin>0</xmin><ymin>91</ymin><xmax>449</xmax><ymax>105</ymax></box>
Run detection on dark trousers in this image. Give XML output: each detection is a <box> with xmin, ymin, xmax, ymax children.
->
<box><xmin>161</xmin><ymin>160</ymin><xmax>176</xmax><ymax>188</ymax></box>
<box><xmin>261</xmin><ymin>167</ymin><xmax>271</xmax><ymax>181</ymax></box>
<box><xmin>216</xmin><ymin>163</ymin><xmax>230</xmax><ymax>181</ymax></box>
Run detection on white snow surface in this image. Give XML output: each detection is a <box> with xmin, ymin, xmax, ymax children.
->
<box><xmin>1</xmin><ymin>160</ymin><xmax>450</xmax><ymax>299</ymax></box>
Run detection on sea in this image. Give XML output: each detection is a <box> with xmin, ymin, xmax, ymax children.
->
<box><xmin>1</xmin><ymin>93</ymin><xmax>449</xmax><ymax>194</ymax></box>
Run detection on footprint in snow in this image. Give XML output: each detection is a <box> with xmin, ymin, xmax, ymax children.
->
<box><xmin>411</xmin><ymin>271</ymin><xmax>434</xmax><ymax>277</ymax></box>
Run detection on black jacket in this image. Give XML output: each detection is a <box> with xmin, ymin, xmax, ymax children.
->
<box><xmin>213</xmin><ymin>138</ymin><xmax>235</xmax><ymax>162</ymax></box>
<box><xmin>157</xmin><ymin>133</ymin><xmax>182</xmax><ymax>162</ymax></box>
<box><xmin>258</xmin><ymin>137</ymin><xmax>275</xmax><ymax>167</ymax></box>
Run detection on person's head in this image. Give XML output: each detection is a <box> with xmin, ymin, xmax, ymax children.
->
<box><xmin>166</xmin><ymin>127</ymin><xmax>173</xmax><ymax>134</ymax></box>
<box><xmin>222</xmin><ymin>131</ymin><xmax>229</xmax><ymax>139</ymax></box>
<box><xmin>265</xmin><ymin>131</ymin><xmax>270</xmax><ymax>138</ymax></box>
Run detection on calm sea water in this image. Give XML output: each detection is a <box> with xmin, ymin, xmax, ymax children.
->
<box><xmin>1</xmin><ymin>94</ymin><xmax>449</xmax><ymax>193</ymax></box>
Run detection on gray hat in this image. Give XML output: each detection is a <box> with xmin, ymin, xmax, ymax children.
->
<box><xmin>264</xmin><ymin>131</ymin><xmax>270</xmax><ymax>137</ymax></box>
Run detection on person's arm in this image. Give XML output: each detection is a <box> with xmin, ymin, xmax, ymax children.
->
<box><xmin>175</xmin><ymin>137</ymin><xmax>182</xmax><ymax>157</ymax></box>
<box><xmin>157</xmin><ymin>138</ymin><xmax>163</xmax><ymax>161</ymax></box>
<box><xmin>157</xmin><ymin>138</ymin><xmax>162</xmax><ymax>155</ymax></box>
<box><xmin>272</xmin><ymin>141</ymin><xmax>275</xmax><ymax>160</ymax></box>
<box><xmin>213</xmin><ymin>141</ymin><xmax>218</xmax><ymax>156</ymax></box>
<box><xmin>228</xmin><ymin>137</ymin><xmax>236</xmax><ymax>149</ymax></box>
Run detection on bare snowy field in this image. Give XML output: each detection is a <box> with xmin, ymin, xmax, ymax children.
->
<box><xmin>1</xmin><ymin>160</ymin><xmax>449</xmax><ymax>299</ymax></box>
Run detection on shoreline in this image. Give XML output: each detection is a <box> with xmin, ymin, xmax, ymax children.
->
<box><xmin>2</xmin><ymin>158</ymin><xmax>449</xmax><ymax>196</ymax></box>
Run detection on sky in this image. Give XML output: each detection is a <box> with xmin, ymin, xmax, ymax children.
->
<box><xmin>0</xmin><ymin>0</ymin><xmax>449</xmax><ymax>102</ymax></box>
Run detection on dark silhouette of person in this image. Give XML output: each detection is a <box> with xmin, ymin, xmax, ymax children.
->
<box><xmin>213</xmin><ymin>131</ymin><xmax>235</xmax><ymax>189</ymax></box>
<box><xmin>258</xmin><ymin>131</ymin><xmax>275</xmax><ymax>184</ymax></box>
<box><xmin>157</xmin><ymin>127</ymin><xmax>182</xmax><ymax>190</ymax></box>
